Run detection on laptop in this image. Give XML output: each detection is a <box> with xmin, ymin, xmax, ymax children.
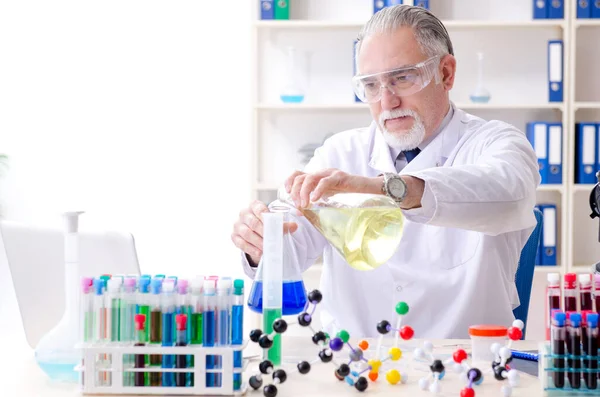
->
<box><xmin>1</xmin><ymin>220</ymin><xmax>141</xmax><ymax>348</ymax></box>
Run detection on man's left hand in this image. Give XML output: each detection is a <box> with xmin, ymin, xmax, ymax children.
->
<box><xmin>285</xmin><ymin>168</ymin><xmax>382</xmax><ymax>208</ymax></box>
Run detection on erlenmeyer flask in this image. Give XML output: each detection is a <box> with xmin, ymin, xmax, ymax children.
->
<box><xmin>280</xmin><ymin>46</ymin><xmax>307</xmax><ymax>104</ymax></box>
<box><xmin>247</xmin><ymin>206</ymin><xmax>308</xmax><ymax>315</ymax></box>
<box><xmin>278</xmin><ymin>189</ymin><xmax>405</xmax><ymax>271</ymax></box>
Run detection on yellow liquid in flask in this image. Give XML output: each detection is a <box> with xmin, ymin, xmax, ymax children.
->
<box><xmin>302</xmin><ymin>207</ymin><xmax>404</xmax><ymax>271</ymax></box>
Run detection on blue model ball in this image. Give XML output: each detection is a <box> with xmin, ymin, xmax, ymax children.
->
<box><xmin>329</xmin><ymin>337</ymin><xmax>344</xmax><ymax>352</ymax></box>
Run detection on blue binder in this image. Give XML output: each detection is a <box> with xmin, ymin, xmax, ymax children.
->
<box><xmin>414</xmin><ymin>0</ymin><xmax>429</xmax><ymax>8</ymax></box>
<box><xmin>547</xmin><ymin>122</ymin><xmax>562</xmax><ymax>184</ymax></box>
<box><xmin>576</xmin><ymin>123</ymin><xmax>597</xmax><ymax>184</ymax></box>
<box><xmin>374</xmin><ymin>0</ymin><xmax>386</xmax><ymax>13</ymax></box>
<box><xmin>386</xmin><ymin>0</ymin><xmax>404</xmax><ymax>5</ymax></box>
<box><xmin>260</xmin><ymin>0</ymin><xmax>274</xmax><ymax>19</ymax></box>
<box><xmin>593</xmin><ymin>0</ymin><xmax>600</xmax><ymax>17</ymax></box>
<box><xmin>548</xmin><ymin>0</ymin><xmax>564</xmax><ymax>18</ymax></box>
<box><xmin>534</xmin><ymin>205</ymin><xmax>543</xmax><ymax>266</ymax></box>
<box><xmin>538</xmin><ymin>204</ymin><xmax>557</xmax><ymax>266</ymax></box>
<box><xmin>577</xmin><ymin>0</ymin><xmax>592</xmax><ymax>18</ymax></box>
<box><xmin>526</xmin><ymin>122</ymin><xmax>549</xmax><ymax>184</ymax></box>
<box><xmin>353</xmin><ymin>40</ymin><xmax>361</xmax><ymax>103</ymax></box>
<box><xmin>547</xmin><ymin>40</ymin><xmax>563</xmax><ymax>102</ymax></box>
<box><xmin>533</xmin><ymin>0</ymin><xmax>548</xmax><ymax>18</ymax></box>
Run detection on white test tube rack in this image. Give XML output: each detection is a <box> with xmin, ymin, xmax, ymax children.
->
<box><xmin>75</xmin><ymin>342</ymin><xmax>249</xmax><ymax>395</ymax></box>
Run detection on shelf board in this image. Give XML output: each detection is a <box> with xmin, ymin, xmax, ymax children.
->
<box><xmin>575</xmin><ymin>20</ymin><xmax>600</xmax><ymax>28</ymax></box>
<box><xmin>256</xmin><ymin>103</ymin><xmax>564</xmax><ymax>111</ymax></box>
<box><xmin>570</xmin><ymin>265</ymin><xmax>597</xmax><ymax>274</ymax></box>
<box><xmin>573</xmin><ymin>184</ymin><xmax>596</xmax><ymax>193</ymax></box>
<box><xmin>574</xmin><ymin>102</ymin><xmax>600</xmax><ymax>110</ymax></box>
<box><xmin>537</xmin><ymin>184</ymin><xmax>564</xmax><ymax>192</ymax></box>
<box><xmin>254</xmin><ymin>20</ymin><xmax>565</xmax><ymax>29</ymax></box>
<box><xmin>534</xmin><ymin>266</ymin><xmax>562</xmax><ymax>273</ymax></box>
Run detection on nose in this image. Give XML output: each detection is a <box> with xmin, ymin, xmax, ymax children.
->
<box><xmin>380</xmin><ymin>85</ymin><xmax>401</xmax><ymax>110</ymax></box>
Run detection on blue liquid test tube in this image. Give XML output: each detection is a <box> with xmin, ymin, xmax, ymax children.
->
<box><xmin>161</xmin><ymin>280</ymin><xmax>176</xmax><ymax>386</ymax></box>
<box><xmin>203</xmin><ymin>280</ymin><xmax>217</xmax><ymax>388</ymax></box>
<box><xmin>232</xmin><ymin>279</ymin><xmax>244</xmax><ymax>391</ymax></box>
<box><xmin>215</xmin><ymin>279</ymin><xmax>232</xmax><ymax>387</ymax></box>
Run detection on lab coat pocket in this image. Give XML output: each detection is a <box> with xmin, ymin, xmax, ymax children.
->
<box><xmin>425</xmin><ymin>226</ymin><xmax>481</xmax><ymax>269</ymax></box>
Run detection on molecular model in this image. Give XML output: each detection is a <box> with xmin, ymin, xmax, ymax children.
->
<box><xmin>413</xmin><ymin>340</ymin><xmax>455</xmax><ymax>394</ymax></box>
<box><xmin>453</xmin><ymin>320</ymin><xmax>524</xmax><ymax>397</ymax></box>
<box><xmin>247</xmin><ymin>290</ymin><xmax>415</xmax><ymax>396</ymax></box>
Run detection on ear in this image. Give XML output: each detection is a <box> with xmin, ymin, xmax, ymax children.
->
<box><xmin>439</xmin><ymin>54</ymin><xmax>456</xmax><ymax>91</ymax></box>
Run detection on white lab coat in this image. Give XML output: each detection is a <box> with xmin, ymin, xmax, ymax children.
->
<box><xmin>242</xmin><ymin>105</ymin><xmax>540</xmax><ymax>339</ymax></box>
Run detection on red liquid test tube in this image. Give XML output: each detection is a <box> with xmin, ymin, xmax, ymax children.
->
<box><xmin>546</xmin><ymin>273</ymin><xmax>561</xmax><ymax>340</ymax></box>
<box><xmin>580</xmin><ymin>274</ymin><xmax>593</xmax><ymax>311</ymax></box>
<box><xmin>564</xmin><ymin>273</ymin><xmax>578</xmax><ymax>312</ymax></box>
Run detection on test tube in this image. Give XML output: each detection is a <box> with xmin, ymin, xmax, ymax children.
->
<box><xmin>189</xmin><ymin>276</ymin><xmax>204</xmax><ymax>387</ymax></box>
<box><xmin>551</xmin><ymin>311</ymin><xmax>566</xmax><ymax>389</ymax></box>
<box><xmin>262</xmin><ymin>211</ymin><xmax>284</xmax><ymax>366</ymax></box>
<box><xmin>136</xmin><ymin>276</ymin><xmax>151</xmax><ymax>386</ymax></box>
<box><xmin>584</xmin><ymin>313</ymin><xmax>598</xmax><ymax>390</ymax></box>
<box><xmin>231</xmin><ymin>279</ymin><xmax>244</xmax><ymax>391</ymax></box>
<box><xmin>203</xmin><ymin>279</ymin><xmax>217</xmax><ymax>387</ymax></box>
<box><xmin>176</xmin><ymin>280</ymin><xmax>192</xmax><ymax>386</ymax></box>
<box><xmin>546</xmin><ymin>273</ymin><xmax>561</xmax><ymax>340</ymax></box>
<box><xmin>120</xmin><ymin>277</ymin><xmax>137</xmax><ymax>386</ymax></box>
<box><xmin>134</xmin><ymin>314</ymin><xmax>147</xmax><ymax>387</ymax></box>
<box><xmin>595</xmin><ymin>274</ymin><xmax>600</xmax><ymax>313</ymax></box>
<box><xmin>93</xmin><ymin>278</ymin><xmax>108</xmax><ymax>386</ymax></box>
<box><xmin>567</xmin><ymin>313</ymin><xmax>582</xmax><ymax>389</ymax></box>
<box><xmin>175</xmin><ymin>314</ymin><xmax>189</xmax><ymax>387</ymax></box>
<box><xmin>161</xmin><ymin>280</ymin><xmax>176</xmax><ymax>387</ymax></box>
<box><xmin>106</xmin><ymin>279</ymin><xmax>121</xmax><ymax>343</ymax></box>
<box><xmin>580</xmin><ymin>274</ymin><xmax>593</xmax><ymax>311</ymax></box>
<box><xmin>564</xmin><ymin>273</ymin><xmax>578</xmax><ymax>312</ymax></box>
<box><xmin>149</xmin><ymin>278</ymin><xmax>163</xmax><ymax>386</ymax></box>
<box><xmin>80</xmin><ymin>277</ymin><xmax>94</xmax><ymax>343</ymax></box>
<box><xmin>215</xmin><ymin>278</ymin><xmax>232</xmax><ymax>387</ymax></box>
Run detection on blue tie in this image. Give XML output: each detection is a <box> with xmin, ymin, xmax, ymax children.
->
<box><xmin>403</xmin><ymin>147</ymin><xmax>421</xmax><ymax>163</ymax></box>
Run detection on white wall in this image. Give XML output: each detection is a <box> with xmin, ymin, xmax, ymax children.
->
<box><xmin>0</xmin><ymin>1</ymin><xmax>253</xmax><ymax>279</ymax></box>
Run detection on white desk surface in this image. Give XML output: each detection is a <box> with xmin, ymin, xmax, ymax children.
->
<box><xmin>0</xmin><ymin>336</ymin><xmax>549</xmax><ymax>397</ymax></box>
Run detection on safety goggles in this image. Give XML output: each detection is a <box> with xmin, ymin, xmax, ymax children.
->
<box><xmin>352</xmin><ymin>56</ymin><xmax>441</xmax><ymax>103</ymax></box>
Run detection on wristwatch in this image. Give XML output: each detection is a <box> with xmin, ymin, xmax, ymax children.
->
<box><xmin>382</xmin><ymin>172</ymin><xmax>408</xmax><ymax>203</ymax></box>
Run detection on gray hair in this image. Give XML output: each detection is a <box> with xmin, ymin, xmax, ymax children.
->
<box><xmin>355</xmin><ymin>5</ymin><xmax>454</xmax><ymax>72</ymax></box>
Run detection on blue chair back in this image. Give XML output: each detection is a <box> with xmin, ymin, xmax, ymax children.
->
<box><xmin>512</xmin><ymin>208</ymin><xmax>543</xmax><ymax>338</ymax></box>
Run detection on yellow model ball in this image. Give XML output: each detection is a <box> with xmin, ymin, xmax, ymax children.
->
<box><xmin>368</xmin><ymin>359</ymin><xmax>382</xmax><ymax>372</ymax></box>
<box><xmin>386</xmin><ymin>369</ymin><xmax>401</xmax><ymax>385</ymax></box>
<box><xmin>388</xmin><ymin>347</ymin><xmax>402</xmax><ymax>361</ymax></box>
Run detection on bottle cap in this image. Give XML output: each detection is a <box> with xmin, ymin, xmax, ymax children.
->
<box><xmin>579</xmin><ymin>273</ymin><xmax>592</xmax><ymax>287</ymax></box>
<box><xmin>107</xmin><ymin>278</ymin><xmax>121</xmax><ymax>292</ymax></box>
<box><xmin>138</xmin><ymin>276</ymin><xmax>151</xmax><ymax>293</ymax></box>
<box><xmin>163</xmin><ymin>280</ymin><xmax>175</xmax><ymax>293</ymax></box>
<box><xmin>203</xmin><ymin>279</ymin><xmax>216</xmax><ymax>294</ymax></box>
<box><xmin>586</xmin><ymin>313</ymin><xmax>599</xmax><ymax>328</ymax></box>
<box><xmin>176</xmin><ymin>314</ymin><xmax>188</xmax><ymax>331</ymax></box>
<box><xmin>178</xmin><ymin>279</ymin><xmax>189</xmax><ymax>294</ymax></box>
<box><xmin>564</xmin><ymin>273</ymin><xmax>577</xmax><ymax>288</ymax></box>
<box><xmin>93</xmin><ymin>278</ymin><xmax>104</xmax><ymax>295</ymax></box>
<box><xmin>81</xmin><ymin>277</ymin><xmax>93</xmax><ymax>293</ymax></box>
<box><xmin>190</xmin><ymin>277</ymin><xmax>203</xmax><ymax>293</ymax></box>
<box><xmin>468</xmin><ymin>325</ymin><xmax>508</xmax><ymax>337</ymax></box>
<box><xmin>151</xmin><ymin>278</ymin><xmax>162</xmax><ymax>295</ymax></box>
<box><xmin>124</xmin><ymin>277</ymin><xmax>137</xmax><ymax>289</ymax></box>
<box><xmin>134</xmin><ymin>314</ymin><xmax>146</xmax><ymax>331</ymax></box>
<box><xmin>582</xmin><ymin>310</ymin><xmax>593</xmax><ymax>326</ymax></box>
<box><xmin>234</xmin><ymin>279</ymin><xmax>244</xmax><ymax>295</ymax></box>
<box><xmin>554</xmin><ymin>311</ymin><xmax>566</xmax><ymax>327</ymax></box>
<box><xmin>570</xmin><ymin>313</ymin><xmax>582</xmax><ymax>328</ymax></box>
<box><xmin>217</xmin><ymin>278</ymin><xmax>232</xmax><ymax>292</ymax></box>
<box><xmin>167</xmin><ymin>276</ymin><xmax>178</xmax><ymax>286</ymax></box>
<box><xmin>595</xmin><ymin>274</ymin><xmax>600</xmax><ymax>289</ymax></box>
<box><xmin>547</xmin><ymin>273</ymin><xmax>560</xmax><ymax>285</ymax></box>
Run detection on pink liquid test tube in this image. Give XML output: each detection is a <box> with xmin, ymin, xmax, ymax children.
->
<box><xmin>564</xmin><ymin>273</ymin><xmax>578</xmax><ymax>312</ymax></box>
<box><xmin>546</xmin><ymin>273</ymin><xmax>562</xmax><ymax>340</ymax></box>
<box><xmin>595</xmin><ymin>274</ymin><xmax>600</xmax><ymax>314</ymax></box>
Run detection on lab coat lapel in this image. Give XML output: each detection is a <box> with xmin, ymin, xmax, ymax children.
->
<box><xmin>399</xmin><ymin>107</ymin><xmax>465</xmax><ymax>174</ymax></box>
<box><xmin>368</xmin><ymin>122</ymin><xmax>397</xmax><ymax>174</ymax></box>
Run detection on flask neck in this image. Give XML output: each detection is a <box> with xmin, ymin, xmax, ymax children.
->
<box><xmin>64</xmin><ymin>233</ymin><xmax>79</xmax><ymax>315</ymax></box>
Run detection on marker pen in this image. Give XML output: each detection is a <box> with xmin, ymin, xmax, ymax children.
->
<box><xmin>232</xmin><ymin>279</ymin><xmax>244</xmax><ymax>391</ymax></box>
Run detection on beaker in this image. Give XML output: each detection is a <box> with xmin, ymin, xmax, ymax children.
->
<box><xmin>469</xmin><ymin>52</ymin><xmax>491</xmax><ymax>103</ymax></box>
<box><xmin>279</xmin><ymin>46</ymin><xmax>307</xmax><ymax>104</ymax></box>
<box><xmin>278</xmin><ymin>189</ymin><xmax>405</xmax><ymax>271</ymax></box>
<box><xmin>35</xmin><ymin>211</ymin><xmax>85</xmax><ymax>383</ymax></box>
<box><xmin>247</xmin><ymin>206</ymin><xmax>308</xmax><ymax>316</ymax></box>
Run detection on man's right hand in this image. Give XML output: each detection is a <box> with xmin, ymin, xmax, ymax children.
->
<box><xmin>231</xmin><ymin>200</ymin><xmax>298</xmax><ymax>267</ymax></box>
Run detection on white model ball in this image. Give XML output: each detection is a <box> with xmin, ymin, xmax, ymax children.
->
<box><xmin>423</xmin><ymin>341</ymin><xmax>434</xmax><ymax>353</ymax></box>
<box><xmin>512</xmin><ymin>319</ymin><xmax>524</xmax><ymax>330</ymax></box>
<box><xmin>507</xmin><ymin>369</ymin><xmax>520</xmax><ymax>387</ymax></box>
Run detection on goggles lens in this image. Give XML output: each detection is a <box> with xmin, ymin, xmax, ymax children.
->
<box><xmin>352</xmin><ymin>56</ymin><xmax>440</xmax><ymax>103</ymax></box>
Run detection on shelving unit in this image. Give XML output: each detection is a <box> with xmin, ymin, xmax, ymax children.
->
<box><xmin>250</xmin><ymin>0</ymin><xmax>597</xmax><ymax>282</ymax></box>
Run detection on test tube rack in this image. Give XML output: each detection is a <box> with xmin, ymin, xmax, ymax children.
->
<box><xmin>539</xmin><ymin>341</ymin><xmax>600</xmax><ymax>395</ymax></box>
<box><xmin>75</xmin><ymin>341</ymin><xmax>249</xmax><ymax>395</ymax></box>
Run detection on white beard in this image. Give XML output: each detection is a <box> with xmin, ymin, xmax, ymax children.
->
<box><xmin>379</xmin><ymin>108</ymin><xmax>426</xmax><ymax>151</ymax></box>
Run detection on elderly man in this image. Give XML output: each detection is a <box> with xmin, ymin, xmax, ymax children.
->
<box><xmin>232</xmin><ymin>5</ymin><xmax>540</xmax><ymax>338</ymax></box>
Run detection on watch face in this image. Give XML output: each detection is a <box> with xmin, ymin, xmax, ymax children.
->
<box><xmin>389</xmin><ymin>178</ymin><xmax>406</xmax><ymax>198</ymax></box>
